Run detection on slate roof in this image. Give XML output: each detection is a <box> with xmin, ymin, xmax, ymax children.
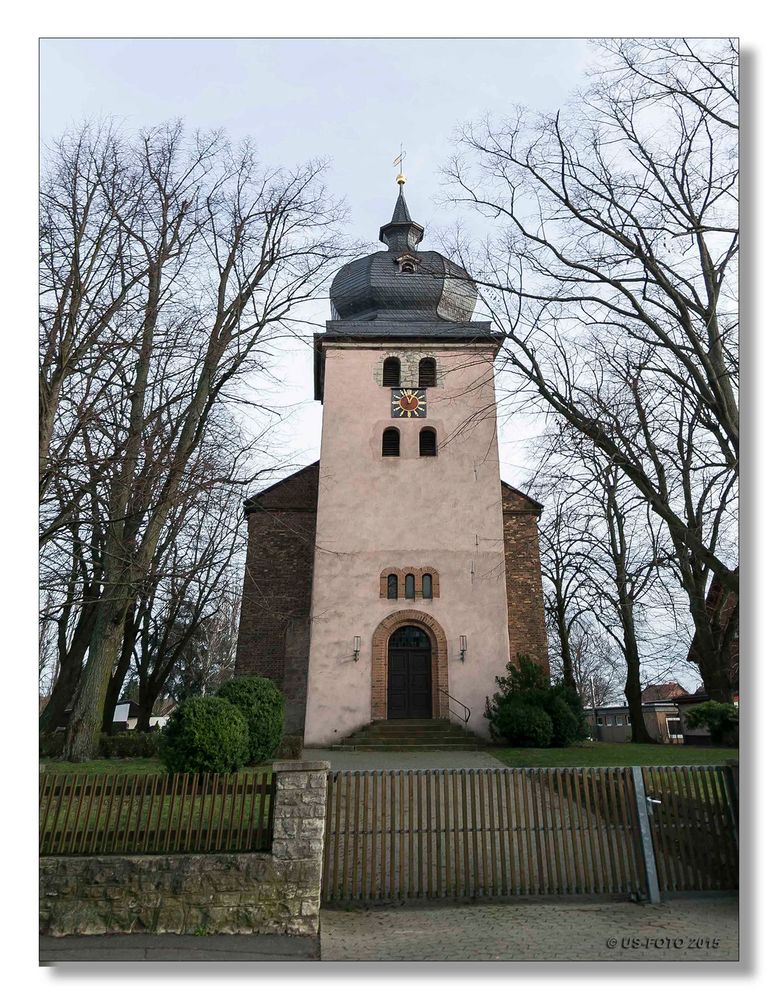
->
<box><xmin>317</xmin><ymin>186</ymin><xmax>498</xmax><ymax>399</ymax></box>
<box><xmin>329</xmin><ymin>187</ymin><xmax>479</xmax><ymax>324</ymax></box>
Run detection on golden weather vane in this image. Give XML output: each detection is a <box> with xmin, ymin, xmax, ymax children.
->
<box><xmin>393</xmin><ymin>144</ymin><xmax>406</xmax><ymax>185</ymax></box>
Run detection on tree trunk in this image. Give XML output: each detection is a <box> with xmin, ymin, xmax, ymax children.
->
<box><xmin>619</xmin><ymin>590</ymin><xmax>655</xmax><ymax>743</ymax></box>
<box><xmin>674</xmin><ymin>534</ymin><xmax>737</xmax><ymax>704</ymax></box>
<box><xmin>135</xmin><ymin>685</ymin><xmax>159</xmax><ymax>732</ymax></box>
<box><xmin>39</xmin><ymin>654</ymin><xmax>80</xmax><ymax>734</ymax></box>
<box><xmin>63</xmin><ymin>600</ymin><xmax>127</xmax><ymax>761</ymax></box>
<box><xmin>100</xmin><ymin>606</ymin><xmax>139</xmax><ymax>734</ymax></box>
<box><xmin>39</xmin><ymin>602</ymin><xmax>97</xmax><ymax>733</ymax></box>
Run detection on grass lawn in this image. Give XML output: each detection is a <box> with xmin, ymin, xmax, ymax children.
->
<box><xmin>40</xmin><ymin>758</ymin><xmax>271</xmax><ymax>776</ymax></box>
<box><xmin>489</xmin><ymin>742</ymin><xmax>739</xmax><ymax>767</ymax></box>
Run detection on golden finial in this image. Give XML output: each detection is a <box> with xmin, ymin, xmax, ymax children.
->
<box><xmin>393</xmin><ymin>144</ymin><xmax>406</xmax><ymax>185</ymax></box>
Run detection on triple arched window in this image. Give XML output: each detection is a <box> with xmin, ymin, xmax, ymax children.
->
<box><xmin>381</xmin><ymin>568</ymin><xmax>440</xmax><ymax>600</ymax></box>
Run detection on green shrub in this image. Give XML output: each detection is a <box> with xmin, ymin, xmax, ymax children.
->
<box><xmin>40</xmin><ymin>729</ymin><xmax>164</xmax><ymax>759</ymax></box>
<box><xmin>545</xmin><ymin>697</ymin><xmax>581</xmax><ymax>747</ymax></box>
<box><xmin>160</xmin><ymin>696</ymin><xmax>250</xmax><ymax>774</ymax></box>
<box><xmin>39</xmin><ymin>731</ymin><xmax>65</xmax><ymax>758</ymax></box>
<box><xmin>494</xmin><ymin>702</ymin><xmax>553</xmax><ymax>748</ymax></box>
<box><xmin>685</xmin><ymin>700</ymin><xmax>739</xmax><ymax>747</ymax></box>
<box><xmin>215</xmin><ymin>676</ymin><xmax>284</xmax><ymax>764</ymax></box>
<box><xmin>485</xmin><ymin>656</ymin><xmax>587</xmax><ymax>748</ymax></box>
<box><xmin>98</xmin><ymin>730</ymin><xmax>162</xmax><ymax>758</ymax></box>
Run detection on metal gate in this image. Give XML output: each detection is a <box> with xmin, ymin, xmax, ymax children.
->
<box><xmin>642</xmin><ymin>765</ymin><xmax>739</xmax><ymax>892</ymax></box>
<box><xmin>322</xmin><ymin>767</ymin><xmax>648</xmax><ymax>903</ymax></box>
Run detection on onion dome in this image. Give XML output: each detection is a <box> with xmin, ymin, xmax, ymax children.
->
<box><xmin>330</xmin><ymin>184</ymin><xmax>478</xmax><ymax>323</ymax></box>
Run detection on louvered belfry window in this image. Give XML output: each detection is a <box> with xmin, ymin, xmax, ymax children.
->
<box><xmin>382</xmin><ymin>427</ymin><xmax>400</xmax><ymax>456</ymax></box>
<box><xmin>383</xmin><ymin>356</ymin><xmax>401</xmax><ymax>386</ymax></box>
<box><xmin>419</xmin><ymin>428</ymin><xmax>437</xmax><ymax>457</ymax></box>
<box><xmin>418</xmin><ymin>357</ymin><xmax>436</xmax><ymax>387</ymax></box>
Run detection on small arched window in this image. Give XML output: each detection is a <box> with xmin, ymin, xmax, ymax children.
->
<box><xmin>422</xmin><ymin>573</ymin><xmax>433</xmax><ymax>599</ymax></box>
<box><xmin>401</xmin><ymin>261</ymin><xmax>416</xmax><ymax>274</ymax></box>
<box><xmin>404</xmin><ymin>574</ymin><xmax>415</xmax><ymax>600</ymax></box>
<box><xmin>383</xmin><ymin>356</ymin><xmax>401</xmax><ymax>387</ymax></box>
<box><xmin>419</xmin><ymin>428</ymin><xmax>437</xmax><ymax>457</ymax></box>
<box><xmin>418</xmin><ymin>357</ymin><xmax>436</xmax><ymax>387</ymax></box>
<box><xmin>387</xmin><ymin>574</ymin><xmax>398</xmax><ymax>600</ymax></box>
<box><xmin>382</xmin><ymin>427</ymin><xmax>400</xmax><ymax>457</ymax></box>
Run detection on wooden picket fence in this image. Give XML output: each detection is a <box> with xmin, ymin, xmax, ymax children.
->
<box><xmin>321</xmin><ymin>765</ymin><xmax>738</xmax><ymax>904</ymax></box>
<box><xmin>39</xmin><ymin>771</ymin><xmax>275</xmax><ymax>856</ymax></box>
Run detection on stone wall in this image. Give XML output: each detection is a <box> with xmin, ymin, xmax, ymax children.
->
<box><xmin>40</xmin><ymin>760</ymin><xmax>329</xmax><ymax>938</ymax></box>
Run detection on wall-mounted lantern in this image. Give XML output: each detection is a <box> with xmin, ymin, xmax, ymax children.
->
<box><xmin>459</xmin><ymin>635</ymin><xmax>467</xmax><ymax>662</ymax></box>
<box><xmin>353</xmin><ymin>636</ymin><xmax>361</xmax><ymax>662</ymax></box>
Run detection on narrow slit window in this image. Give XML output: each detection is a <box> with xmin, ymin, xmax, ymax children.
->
<box><xmin>418</xmin><ymin>357</ymin><xmax>436</xmax><ymax>387</ymax></box>
<box><xmin>419</xmin><ymin>427</ymin><xmax>437</xmax><ymax>457</ymax></box>
<box><xmin>383</xmin><ymin>356</ymin><xmax>401</xmax><ymax>387</ymax></box>
<box><xmin>382</xmin><ymin>427</ymin><xmax>400</xmax><ymax>457</ymax></box>
<box><xmin>404</xmin><ymin>574</ymin><xmax>415</xmax><ymax>600</ymax></box>
<box><xmin>387</xmin><ymin>574</ymin><xmax>398</xmax><ymax>600</ymax></box>
<box><xmin>422</xmin><ymin>573</ymin><xmax>433</xmax><ymax>599</ymax></box>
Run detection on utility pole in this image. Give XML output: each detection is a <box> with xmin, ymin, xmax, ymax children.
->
<box><xmin>590</xmin><ymin>676</ymin><xmax>600</xmax><ymax>741</ymax></box>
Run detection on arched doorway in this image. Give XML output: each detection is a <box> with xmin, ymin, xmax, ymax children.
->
<box><xmin>371</xmin><ymin>610</ymin><xmax>449</xmax><ymax>721</ymax></box>
<box><xmin>387</xmin><ymin>625</ymin><xmax>432</xmax><ymax>719</ymax></box>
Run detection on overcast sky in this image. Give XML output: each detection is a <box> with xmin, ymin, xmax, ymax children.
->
<box><xmin>40</xmin><ymin>37</ymin><xmax>594</xmax><ymax>479</ymax></box>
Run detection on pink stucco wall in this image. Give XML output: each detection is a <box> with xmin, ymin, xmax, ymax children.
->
<box><xmin>304</xmin><ymin>342</ymin><xmax>511</xmax><ymax>745</ymax></box>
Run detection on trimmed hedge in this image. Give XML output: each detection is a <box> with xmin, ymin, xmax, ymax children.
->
<box><xmin>216</xmin><ymin>676</ymin><xmax>284</xmax><ymax>764</ymax></box>
<box><xmin>160</xmin><ymin>696</ymin><xmax>250</xmax><ymax>774</ymax></box>
<box><xmin>99</xmin><ymin>730</ymin><xmax>162</xmax><ymax>758</ymax></box>
<box><xmin>39</xmin><ymin>729</ymin><xmax>162</xmax><ymax>760</ymax></box>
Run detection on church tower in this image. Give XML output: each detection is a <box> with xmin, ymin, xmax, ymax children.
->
<box><xmin>236</xmin><ymin>181</ymin><xmax>548</xmax><ymax>746</ymax></box>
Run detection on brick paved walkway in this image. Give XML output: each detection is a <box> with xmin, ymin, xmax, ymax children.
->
<box><xmin>320</xmin><ymin>894</ymin><xmax>738</xmax><ymax>961</ymax></box>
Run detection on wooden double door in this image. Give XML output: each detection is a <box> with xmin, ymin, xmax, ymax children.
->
<box><xmin>387</xmin><ymin>626</ymin><xmax>432</xmax><ymax>719</ymax></box>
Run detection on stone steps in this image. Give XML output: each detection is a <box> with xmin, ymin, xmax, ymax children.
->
<box><xmin>330</xmin><ymin>719</ymin><xmax>487</xmax><ymax>752</ymax></box>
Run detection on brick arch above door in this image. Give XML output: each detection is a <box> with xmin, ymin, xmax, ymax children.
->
<box><xmin>371</xmin><ymin>609</ymin><xmax>449</xmax><ymax>721</ymax></box>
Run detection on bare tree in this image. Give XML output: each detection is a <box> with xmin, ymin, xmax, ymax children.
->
<box><xmin>538</xmin><ymin>493</ymin><xmax>591</xmax><ymax>690</ymax></box>
<box><xmin>445</xmin><ymin>38</ymin><xmax>738</xmax><ymax>700</ymax></box>
<box><xmin>40</xmin><ymin>121</ymin><xmax>348</xmax><ymax>759</ymax></box>
<box><xmin>535</xmin><ymin>434</ymin><xmax>673</xmax><ymax>741</ymax></box>
<box><xmin>554</xmin><ymin>626</ymin><xmax>623</xmax><ymax>709</ymax></box>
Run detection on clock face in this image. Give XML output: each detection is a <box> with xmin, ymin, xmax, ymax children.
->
<box><xmin>391</xmin><ymin>388</ymin><xmax>427</xmax><ymax>418</ymax></box>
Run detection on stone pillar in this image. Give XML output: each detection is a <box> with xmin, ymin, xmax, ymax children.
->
<box><xmin>270</xmin><ymin>759</ymin><xmax>330</xmax><ymax>934</ymax></box>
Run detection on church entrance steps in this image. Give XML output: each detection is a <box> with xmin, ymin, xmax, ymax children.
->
<box><xmin>329</xmin><ymin>719</ymin><xmax>487</xmax><ymax>752</ymax></box>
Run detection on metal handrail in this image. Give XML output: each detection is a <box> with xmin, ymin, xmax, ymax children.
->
<box><xmin>437</xmin><ymin>687</ymin><xmax>471</xmax><ymax>726</ymax></box>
